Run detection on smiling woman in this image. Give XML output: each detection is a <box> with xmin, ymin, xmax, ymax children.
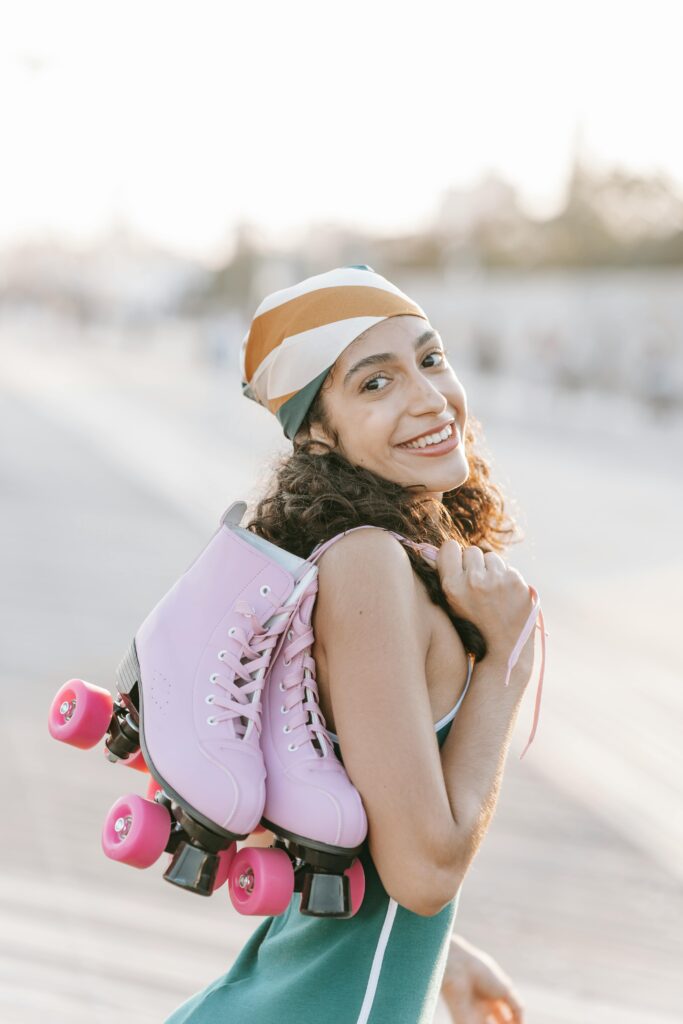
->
<box><xmin>166</xmin><ymin>266</ymin><xmax>532</xmax><ymax>1024</ymax></box>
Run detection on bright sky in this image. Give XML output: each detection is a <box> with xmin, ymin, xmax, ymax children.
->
<box><xmin>1</xmin><ymin>0</ymin><xmax>681</xmax><ymax>265</ymax></box>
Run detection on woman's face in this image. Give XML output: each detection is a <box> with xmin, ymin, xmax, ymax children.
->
<box><xmin>306</xmin><ymin>314</ymin><xmax>469</xmax><ymax>501</ymax></box>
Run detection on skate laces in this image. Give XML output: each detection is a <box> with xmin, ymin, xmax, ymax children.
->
<box><xmin>277</xmin><ymin>577</ymin><xmax>334</xmax><ymax>756</ymax></box>
<box><xmin>209</xmin><ymin>592</ymin><xmax>293</xmax><ymax>739</ymax></box>
<box><xmin>507</xmin><ymin>588</ymin><xmax>547</xmax><ymax>760</ymax></box>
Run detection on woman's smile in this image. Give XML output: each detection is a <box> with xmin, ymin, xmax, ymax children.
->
<box><xmin>394</xmin><ymin>429</ymin><xmax>460</xmax><ymax>457</ymax></box>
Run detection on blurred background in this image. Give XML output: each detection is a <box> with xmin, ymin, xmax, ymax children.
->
<box><xmin>1</xmin><ymin>1</ymin><xmax>682</xmax><ymax>1022</ymax></box>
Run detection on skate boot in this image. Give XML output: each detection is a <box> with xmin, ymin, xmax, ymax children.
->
<box><xmin>48</xmin><ymin>501</ymin><xmax>318</xmax><ymax>897</ymax></box>
<box><xmin>227</xmin><ymin>529</ymin><xmax>374</xmax><ymax>920</ymax></box>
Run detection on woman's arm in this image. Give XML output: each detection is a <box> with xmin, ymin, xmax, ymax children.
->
<box><xmin>437</xmin><ymin>642</ymin><xmax>532</xmax><ymax>882</ymax></box>
<box><xmin>313</xmin><ymin>529</ymin><xmax>456</xmax><ymax>915</ymax></box>
<box><xmin>312</xmin><ymin>528</ymin><xmax>531</xmax><ymax>916</ymax></box>
<box><xmin>239</xmin><ymin>828</ymin><xmax>275</xmax><ymax>849</ymax></box>
<box><xmin>432</xmin><ymin>537</ymin><xmax>537</xmax><ymax>885</ymax></box>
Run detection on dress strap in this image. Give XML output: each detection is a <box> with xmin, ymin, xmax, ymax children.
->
<box><xmin>308</xmin><ymin>527</ymin><xmax>548</xmax><ymax>760</ymax></box>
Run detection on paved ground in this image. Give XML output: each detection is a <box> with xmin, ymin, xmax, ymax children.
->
<box><xmin>1</xmin><ymin>321</ymin><xmax>681</xmax><ymax>1023</ymax></box>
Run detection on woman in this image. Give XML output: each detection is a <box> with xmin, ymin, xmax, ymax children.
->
<box><xmin>166</xmin><ymin>265</ymin><xmax>541</xmax><ymax>1024</ymax></box>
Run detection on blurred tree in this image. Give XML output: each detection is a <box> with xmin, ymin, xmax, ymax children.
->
<box><xmin>182</xmin><ymin>222</ymin><xmax>263</xmax><ymax>316</ymax></box>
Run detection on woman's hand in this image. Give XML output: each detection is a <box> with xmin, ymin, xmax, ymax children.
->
<box><xmin>237</xmin><ymin>828</ymin><xmax>275</xmax><ymax>850</ymax></box>
<box><xmin>433</xmin><ymin>541</ymin><xmax>535</xmax><ymax>670</ymax></box>
<box><xmin>441</xmin><ymin>933</ymin><xmax>525</xmax><ymax>1023</ymax></box>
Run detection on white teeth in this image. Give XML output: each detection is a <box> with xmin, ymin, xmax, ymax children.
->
<box><xmin>401</xmin><ymin>423</ymin><xmax>453</xmax><ymax>449</ymax></box>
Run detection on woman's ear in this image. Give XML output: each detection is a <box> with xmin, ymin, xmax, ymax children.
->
<box><xmin>295</xmin><ymin>414</ymin><xmax>334</xmax><ymax>448</ymax></box>
<box><xmin>309</xmin><ymin>424</ymin><xmax>332</xmax><ymax>446</ymax></box>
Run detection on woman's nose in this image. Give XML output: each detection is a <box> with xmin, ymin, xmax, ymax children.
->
<box><xmin>406</xmin><ymin>372</ymin><xmax>448</xmax><ymax>412</ymax></box>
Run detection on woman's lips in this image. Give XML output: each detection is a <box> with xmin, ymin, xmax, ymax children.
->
<box><xmin>395</xmin><ymin>432</ymin><xmax>460</xmax><ymax>457</ymax></box>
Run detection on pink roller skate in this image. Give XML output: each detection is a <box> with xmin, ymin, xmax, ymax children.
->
<box><xmin>49</xmin><ymin>501</ymin><xmax>318</xmax><ymax>897</ymax></box>
<box><xmin>227</xmin><ymin>531</ymin><xmax>370</xmax><ymax>919</ymax></box>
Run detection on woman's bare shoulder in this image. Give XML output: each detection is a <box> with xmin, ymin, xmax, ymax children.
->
<box><xmin>315</xmin><ymin>525</ymin><xmax>412</xmax><ymax>568</ymax></box>
<box><xmin>312</xmin><ymin>527</ymin><xmax>425</xmax><ymax>659</ymax></box>
<box><xmin>314</xmin><ymin>528</ymin><xmax>417</xmax><ymax>612</ymax></box>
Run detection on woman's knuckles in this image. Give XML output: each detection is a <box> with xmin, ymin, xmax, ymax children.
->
<box><xmin>466</xmin><ymin>570</ymin><xmax>487</xmax><ymax>589</ymax></box>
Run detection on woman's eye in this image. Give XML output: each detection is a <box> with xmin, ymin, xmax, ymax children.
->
<box><xmin>362</xmin><ymin>373</ymin><xmax>390</xmax><ymax>392</ymax></box>
<box><xmin>361</xmin><ymin>349</ymin><xmax>447</xmax><ymax>392</ymax></box>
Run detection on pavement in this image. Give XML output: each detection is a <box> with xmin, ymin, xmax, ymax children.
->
<box><xmin>1</xmin><ymin>315</ymin><xmax>681</xmax><ymax>1023</ymax></box>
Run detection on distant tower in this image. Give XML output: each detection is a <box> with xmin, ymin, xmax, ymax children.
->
<box><xmin>564</xmin><ymin>120</ymin><xmax>592</xmax><ymax>212</ymax></box>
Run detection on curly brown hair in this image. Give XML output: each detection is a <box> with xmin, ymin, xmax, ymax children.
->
<box><xmin>245</xmin><ymin>384</ymin><xmax>524</xmax><ymax>661</ymax></box>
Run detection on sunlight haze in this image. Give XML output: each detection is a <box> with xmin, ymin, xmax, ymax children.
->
<box><xmin>1</xmin><ymin>0</ymin><xmax>681</xmax><ymax>263</ymax></box>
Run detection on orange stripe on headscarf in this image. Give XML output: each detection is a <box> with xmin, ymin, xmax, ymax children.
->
<box><xmin>243</xmin><ymin>285</ymin><xmax>426</xmax><ymax>382</ymax></box>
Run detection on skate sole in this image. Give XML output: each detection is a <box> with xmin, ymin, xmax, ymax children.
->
<box><xmin>260</xmin><ymin>816</ymin><xmax>365</xmax><ymax>862</ymax></box>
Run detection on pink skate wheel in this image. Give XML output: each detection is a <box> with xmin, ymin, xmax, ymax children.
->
<box><xmin>145</xmin><ymin>776</ymin><xmax>164</xmax><ymax>802</ymax></box>
<box><xmin>213</xmin><ymin>843</ymin><xmax>237</xmax><ymax>892</ymax></box>
<box><xmin>48</xmin><ymin>679</ymin><xmax>113</xmax><ymax>749</ymax></box>
<box><xmin>101</xmin><ymin>793</ymin><xmax>171</xmax><ymax>869</ymax></box>
<box><xmin>344</xmin><ymin>858</ymin><xmax>366</xmax><ymax>917</ymax></box>
<box><xmin>122</xmin><ymin>749</ymin><xmax>148</xmax><ymax>773</ymax></box>
<box><xmin>228</xmin><ymin>846</ymin><xmax>294</xmax><ymax>916</ymax></box>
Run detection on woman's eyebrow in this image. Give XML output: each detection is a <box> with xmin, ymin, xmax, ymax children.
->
<box><xmin>343</xmin><ymin>329</ymin><xmax>440</xmax><ymax>387</ymax></box>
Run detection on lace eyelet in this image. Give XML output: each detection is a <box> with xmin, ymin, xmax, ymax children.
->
<box><xmin>283</xmin><ymin>657</ymin><xmax>291</xmax><ymax>667</ymax></box>
<box><xmin>280</xmin><ymin>704</ymin><xmax>289</xmax><ymax>714</ymax></box>
<box><xmin>283</xmin><ymin>724</ymin><xmax>291</xmax><ymax>734</ymax></box>
<box><xmin>218</xmin><ymin>650</ymin><xmax>226</xmax><ymax>660</ymax></box>
<box><xmin>260</xmin><ymin>584</ymin><xmax>271</xmax><ymax>596</ymax></box>
<box><xmin>278</xmin><ymin>681</ymin><xmax>285</xmax><ymax>692</ymax></box>
<box><xmin>207</xmin><ymin>716</ymin><xmax>218</xmax><ymax>726</ymax></box>
<box><xmin>287</xmin><ymin>630</ymin><xmax>293</xmax><ymax>641</ymax></box>
<box><xmin>228</xmin><ymin>627</ymin><xmax>237</xmax><ymax>637</ymax></box>
<box><xmin>209</xmin><ymin>674</ymin><xmax>218</xmax><ymax>683</ymax></box>
<box><xmin>287</xmin><ymin>743</ymin><xmax>297</xmax><ymax>752</ymax></box>
<box><xmin>205</xmin><ymin>694</ymin><xmax>215</xmax><ymax>704</ymax></box>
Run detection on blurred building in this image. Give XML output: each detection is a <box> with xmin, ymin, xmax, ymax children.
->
<box><xmin>1</xmin><ymin>157</ymin><xmax>682</xmax><ymax>412</ymax></box>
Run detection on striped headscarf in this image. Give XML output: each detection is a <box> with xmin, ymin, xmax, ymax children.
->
<box><xmin>240</xmin><ymin>265</ymin><xmax>429</xmax><ymax>440</ymax></box>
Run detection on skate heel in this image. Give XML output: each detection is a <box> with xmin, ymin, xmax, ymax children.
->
<box><xmin>162</xmin><ymin>801</ymin><xmax>238</xmax><ymax>897</ymax></box>
<box><xmin>93</xmin><ymin>639</ymin><xmax>143</xmax><ymax>763</ymax></box>
<box><xmin>266</xmin><ymin>826</ymin><xmax>365</xmax><ymax>918</ymax></box>
<box><xmin>115</xmin><ymin>639</ymin><xmax>140</xmax><ymax>695</ymax></box>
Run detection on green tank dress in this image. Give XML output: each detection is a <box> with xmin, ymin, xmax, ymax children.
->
<box><xmin>165</xmin><ymin>655</ymin><xmax>473</xmax><ymax>1024</ymax></box>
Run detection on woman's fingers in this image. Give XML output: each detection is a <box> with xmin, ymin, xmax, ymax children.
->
<box><xmin>484</xmin><ymin>998</ymin><xmax>516</xmax><ymax>1022</ymax></box>
<box><xmin>436</xmin><ymin>540</ymin><xmax>464</xmax><ymax>600</ymax></box>
<box><xmin>462</xmin><ymin>544</ymin><xmax>486</xmax><ymax>573</ymax></box>
<box><xmin>437</xmin><ymin>538</ymin><xmax>464</xmax><ymax>571</ymax></box>
<box><xmin>437</xmin><ymin>540</ymin><xmax>505</xmax><ymax>577</ymax></box>
<box><xmin>479</xmin><ymin>989</ymin><xmax>525</xmax><ymax>1023</ymax></box>
<box><xmin>483</xmin><ymin>551</ymin><xmax>507</xmax><ymax>572</ymax></box>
